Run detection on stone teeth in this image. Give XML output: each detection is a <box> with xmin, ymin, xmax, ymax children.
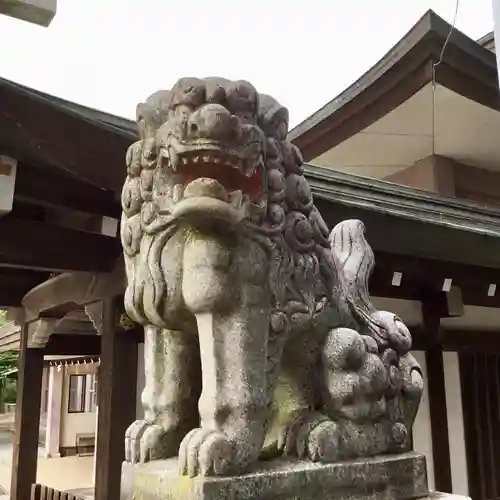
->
<box><xmin>203</xmin><ymin>156</ymin><xmax>210</xmax><ymax>163</ymax></box>
<box><xmin>182</xmin><ymin>158</ymin><xmax>188</xmax><ymax>165</ymax></box>
<box><xmin>193</xmin><ymin>156</ymin><xmax>200</xmax><ymax>163</ymax></box>
<box><xmin>214</xmin><ymin>157</ymin><xmax>221</xmax><ymax>164</ymax></box>
<box><xmin>173</xmin><ymin>184</ymin><xmax>184</xmax><ymax>203</ymax></box>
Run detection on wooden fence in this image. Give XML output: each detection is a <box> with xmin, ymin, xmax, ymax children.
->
<box><xmin>30</xmin><ymin>484</ymin><xmax>86</xmax><ymax>500</ymax></box>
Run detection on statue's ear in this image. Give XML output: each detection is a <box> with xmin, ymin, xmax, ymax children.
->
<box><xmin>136</xmin><ymin>102</ymin><xmax>155</xmax><ymax>140</ymax></box>
<box><xmin>136</xmin><ymin>90</ymin><xmax>172</xmax><ymax>140</ymax></box>
<box><xmin>258</xmin><ymin>94</ymin><xmax>289</xmax><ymax>141</ymax></box>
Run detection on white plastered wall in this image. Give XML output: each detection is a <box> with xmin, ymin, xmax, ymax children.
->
<box><xmin>411</xmin><ymin>350</ymin><xmax>435</xmax><ymax>491</ymax></box>
<box><xmin>443</xmin><ymin>352</ymin><xmax>468</xmax><ymax>496</ymax></box>
<box><xmin>60</xmin><ymin>363</ymin><xmax>98</xmax><ymax>448</ymax></box>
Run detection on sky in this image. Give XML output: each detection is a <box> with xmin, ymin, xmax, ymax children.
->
<box><xmin>0</xmin><ymin>0</ymin><xmax>495</xmax><ymax>128</ymax></box>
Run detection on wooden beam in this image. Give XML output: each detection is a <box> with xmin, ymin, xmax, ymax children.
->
<box><xmin>0</xmin><ymin>83</ymin><xmax>133</xmax><ymax>193</ymax></box>
<box><xmin>0</xmin><ymin>215</ymin><xmax>120</xmax><ymax>272</ymax></box>
<box><xmin>374</xmin><ymin>248</ymin><xmax>500</xmax><ymax>290</ymax></box>
<box><xmin>426</xmin><ymin>347</ymin><xmax>453</xmax><ymax>492</ymax></box>
<box><xmin>21</xmin><ymin>264</ymin><xmax>125</xmax><ymax>323</ymax></box>
<box><xmin>95</xmin><ymin>298</ymin><xmax>138</xmax><ymax>500</ymax></box>
<box><xmin>367</xmin><ymin>248</ymin><xmax>500</xmax><ymax>310</ymax></box>
<box><xmin>10</xmin><ymin>324</ymin><xmax>43</xmax><ymax>500</ymax></box>
<box><xmin>0</xmin><ymin>288</ymin><xmax>29</xmax><ymax>308</ymax></box>
<box><xmin>420</xmin><ymin>299</ymin><xmax>452</xmax><ymax>493</ymax></box>
<box><xmin>15</xmin><ymin>163</ymin><xmax>121</xmax><ymax>218</ymax></box>
<box><xmin>411</xmin><ymin>327</ymin><xmax>500</xmax><ymax>354</ymax></box>
<box><xmin>43</xmin><ymin>334</ymin><xmax>101</xmax><ymax>355</ymax></box>
<box><xmin>0</xmin><ymin>268</ymin><xmax>48</xmax><ymax>307</ymax></box>
<box><xmin>0</xmin><ymin>268</ymin><xmax>48</xmax><ymax>288</ymax></box>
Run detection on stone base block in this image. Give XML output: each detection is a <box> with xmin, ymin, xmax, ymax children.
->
<box><xmin>121</xmin><ymin>452</ymin><xmax>429</xmax><ymax>500</ymax></box>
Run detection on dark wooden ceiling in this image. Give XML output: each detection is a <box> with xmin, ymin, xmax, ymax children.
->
<box><xmin>0</xmin><ymin>77</ymin><xmax>133</xmax><ymax>306</ymax></box>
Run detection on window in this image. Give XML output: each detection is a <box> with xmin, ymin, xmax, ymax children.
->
<box><xmin>68</xmin><ymin>373</ymin><xmax>98</xmax><ymax>413</ymax></box>
<box><xmin>85</xmin><ymin>373</ymin><xmax>98</xmax><ymax>413</ymax></box>
<box><xmin>68</xmin><ymin>375</ymin><xmax>86</xmax><ymax>413</ymax></box>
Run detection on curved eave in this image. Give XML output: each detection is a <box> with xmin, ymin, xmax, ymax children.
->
<box><xmin>305</xmin><ymin>164</ymin><xmax>500</xmax><ymax>238</ymax></box>
<box><xmin>305</xmin><ymin>164</ymin><xmax>500</xmax><ymax>270</ymax></box>
<box><xmin>289</xmin><ymin>10</ymin><xmax>499</xmax><ymax>161</ymax></box>
<box><xmin>0</xmin><ymin>77</ymin><xmax>137</xmax><ymax>139</ymax></box>
<box><xmin>0</xmin><ymin>77</ymin><xmax>137</xmax><ymax>193</ymax></box>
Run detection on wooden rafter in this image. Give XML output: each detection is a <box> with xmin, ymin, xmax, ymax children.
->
<box><xmin>0</xmin><ymin>216</ymin><xmax>120</xmax><ymax>272</ymax></box>
<box><xmin>15</xmin><ymin>163</ymin><xmax>121</xmax><ymax>218</ymax></box>
<box><xmin>0</xmin><ymin>268</ymin><xmax>48</xmax><ymax>307</ymax></box>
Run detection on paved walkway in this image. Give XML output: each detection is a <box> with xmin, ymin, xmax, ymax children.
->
<box><xmin>0</xmin><ymin>414</ymin><xmax>94</xmax><ymax>496</ymax></box>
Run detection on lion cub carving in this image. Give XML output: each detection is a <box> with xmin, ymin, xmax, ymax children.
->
<box><xmin>120</xmin><ymin>77</ymin><xmax>423</xmax><ymax>477</ymax></box>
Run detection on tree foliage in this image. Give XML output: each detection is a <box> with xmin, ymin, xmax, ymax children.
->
<box><xmin>0</xmin><ymin>310</ymin><xmax>18</xmax><ymax>377</ymax></box>
<box><xmin>0</xmin><ymin>351</ymin><xmax>18</xmax><ymax>374</ymax></box>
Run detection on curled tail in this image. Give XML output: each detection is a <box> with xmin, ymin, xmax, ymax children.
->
<box><xmin>329</xmin><ymin>219</ymin><xmax>375</xmax><ymax>316</ymax></box>
<box><xmin>329</xmin><ymin>219</ymin><xmax>411</xmax><ymax>353</ymax></box>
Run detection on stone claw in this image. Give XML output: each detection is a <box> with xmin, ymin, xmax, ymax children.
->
<box><xmin>124</xmin><ymin>420</ymin><xmax>170</xmax><ymax>464</ymax></box>
<box><xmin>179</xmin><ymin>428</ymin><xmax>233</xmax><ymax>478</ymax></box>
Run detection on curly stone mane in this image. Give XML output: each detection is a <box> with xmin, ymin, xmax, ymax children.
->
<box><xmin>121</xmin><ymin>79</ymin><xmax>344</xmax><ymax>330</ymax></box>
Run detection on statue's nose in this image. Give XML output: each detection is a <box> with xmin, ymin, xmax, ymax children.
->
<box><xmin>187</xmin><ymin>104</ymin><xmax>240</xmax><ymax>141</ymax></box>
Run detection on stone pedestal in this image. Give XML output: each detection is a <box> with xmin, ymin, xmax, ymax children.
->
<box><xmin>121</xmin><ymin>452</ymin><xmax>428</xmax><ymax>500</ymax></box>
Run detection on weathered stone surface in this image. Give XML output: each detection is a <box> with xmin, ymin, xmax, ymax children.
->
<box><xmin>429</xmin><ymin>494</ymin><xmax>471</xmax><ymax>500</ymax></box>
<box><xmin>120</xmin><ymin>77</ymin><xmax>424</xmax><ymax>479</ymax></box>
<box><xmin>121</xmin><ymin>453</ymin><xmax>428</xmax><ymax>500</ymax></box>
<box><xmin>0</xmin><ymin>0</ymin><xmax>56</xmax><ymax>27</ymax></box>
<box><xmin>429</xmin><ymin>495</ymin><xmax>471</xmax><ymax>500</ymax></box>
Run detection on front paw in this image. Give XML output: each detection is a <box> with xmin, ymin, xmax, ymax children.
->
<box><xmin>178</xmin><ymin>428</ymin><xmax>234</xmax><ymax>477</ymax></box>
<box><xmin>125</xmin><ymin>420</ymin><xmax>179</xmax><ymax>463</ymax></box>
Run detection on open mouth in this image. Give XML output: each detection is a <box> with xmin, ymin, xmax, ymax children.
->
<box><xmin>177</xmin><ymin>150</ymin><xmax>262</xmax><ymax>200</ymax></box>
<box><xmin>162</xmin><ymin>148</ymin><xmax>264</xmax><ymax>224</ymax></box>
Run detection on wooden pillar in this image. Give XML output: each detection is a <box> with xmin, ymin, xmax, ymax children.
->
<box><xmin>94</xmin><ymin>299</ymin><xmax>138</xmax><ymax>500</ymax></box>
<box><xmin>426</xmin><ymin>348</ymin><xmax>452</xmax><ymax>492</ymax></box>
<box><xmin>422</xmin><ymin>299</ymin><xmax>453</xmax><ymax>493</ymax></box>
<box><xmin>10</xmin><ymin>324</ymin><xmax>43</xmax><ymax>500</ymax></box>
<box><xmin>0</xmin><ymin>377</ymin><xmax>5</xmax><ymax>414</ymax></box>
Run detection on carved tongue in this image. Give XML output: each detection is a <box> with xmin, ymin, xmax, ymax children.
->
<box><xmin>183</xmin><ymin>178</ymin><xmax>229</xmax><ymax>202</ymax></box>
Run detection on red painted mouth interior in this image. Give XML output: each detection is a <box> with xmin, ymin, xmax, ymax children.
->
<box><xmin>179</xmin><ymin>162</ymin><xmax>261</xmax><ymax>199</ymax></box>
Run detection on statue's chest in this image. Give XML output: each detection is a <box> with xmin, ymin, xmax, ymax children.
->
<box><xmin>180</xmin><ymin>231</ymin><xmax>268</xmax><ymax>313</ymax></box>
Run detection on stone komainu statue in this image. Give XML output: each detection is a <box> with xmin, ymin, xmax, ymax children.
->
<box><xmin>120</xmin><ymin>78</ymin><xmax>423</xmax><ymax>478</ymax></box>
